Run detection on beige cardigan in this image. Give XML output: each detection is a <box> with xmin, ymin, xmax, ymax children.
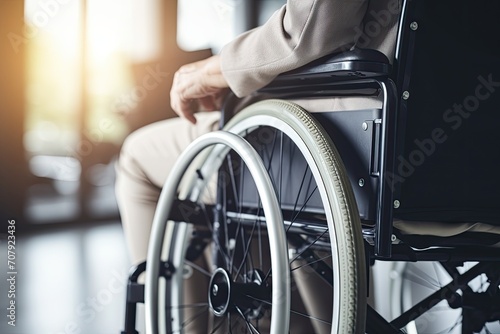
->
<box><xmin>220</xmin><ymin>0</ymin><xmax>401</xmax><ymax>97</ymax></box>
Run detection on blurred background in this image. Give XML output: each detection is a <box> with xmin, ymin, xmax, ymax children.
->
<box><xmin>0</xmin><ymin>0</ymin><xmax>282</xmax><ymax>333</ymax></box>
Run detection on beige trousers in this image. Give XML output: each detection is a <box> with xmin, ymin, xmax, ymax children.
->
<box><xmin>115</xmin><ymin>112</ymin><xmax>221</xmax><ymax>265</ymax></box>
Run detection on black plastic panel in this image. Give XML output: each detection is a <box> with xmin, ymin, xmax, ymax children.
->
<box><xmin>313</xmin><ymin>109</ymin><xmax>382</xmax><ymax>222</ymax></box>
<box><xmin>235</xmin><ymin>109</ymin><xmax>382</xmax><ymax>222</ymax></box>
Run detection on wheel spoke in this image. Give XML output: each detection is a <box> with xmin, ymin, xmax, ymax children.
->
<box><xmin>186</xmin><ymin>260</ymin><xmax>211</xmax><ymax>277</ymax></box>
<box><xmin>226</xmin><ymin>154</ymin><xmax>240</xmax><ymax>209</ymax></box>
<box><xmin>229</xmin><ymin>154</ymin><xmax>246</xmax><ymax>277</ymax></box>
<box><xmin>262</xmin><ymin>228</ymin><xmax>329</xmax><ymax>284</ymax></box>
<box><xmin>229</xmin><ymin>218</ymin><xmax>243</xmax><ymax>278</ymax></box>
<box><xmin>289</xmin><ymin>164</ymin><xmax>310</xmax><ymax>223</ymax></box>
<box><xmin>174</xmin><ymin>305</ymin><xmax>210</xmax><ymax>333</ymax></box>
<box><xmin>199</xmin><ymin>202</ymin><xmax>232</xmax><ymax>270</ymax></box>
<box><xmin>403</xmin><ymin>265</ymin><xmax>443</xmax><ymax>290</ymax></box>
<box><xmin>210</xmin><ymin>317</ymin><xmax>226</xmax><ymax>333</ymax></box>
<box><xmin>264</xmin><ymin>128</ymin><xmax>278</xmax><ymax>176</ymax></box>
<box><xmin>235</xmin><ymin>306</ymin><xmax>260</xmax><ymax>334</ymax></box>
<box><xmin>290</xmin><ymin>254</ymin><xmax>333</xmax><ymax>273</ymax></box>
<box><xmin>289</xmin><ymin>309</ymin><xmax>332</xmax><ymax>326</ymax></box>
<box><xmin>244</xmin><ymin>294</ymin><xmax>332</xmax><ymax>326</ymax></box>
<box><xmin>290</xmin><ymin>185</ymin><xmax>317</xmax><ymax>225</ymax></box>
<box><xmin>234</xmin><ymin>217</ymin><xmax>260</xmax><ymax>280</ymax></box>
<box><xmin>289</xmin><ymin>229</ymin><xmax>329</xmax><ymax>265</ymax></box>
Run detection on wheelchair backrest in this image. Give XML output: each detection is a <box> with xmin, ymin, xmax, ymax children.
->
<box><xmin>393</xmin><ymin>0</ymin><xmax>500</xmax><ymax>224</ymax></box>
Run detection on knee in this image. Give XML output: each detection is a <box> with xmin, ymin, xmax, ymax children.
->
<box><xmin>119</xmin><ymin>126</ymin><xmax>148</xmax><ymax>160</ymax></box>
<box><xmin>115</xmin><ymin>119</ymin><xmax>178</xmax><ymax>189</ymax></box>
<box><xmin>115</xmin><ymin>127</ymin><xmax>149</xmax><ymax>185</ymax></box>
<box><xmin>117</xmin><ymin>123</ymin><xmax>158</xmax><ymax>172</ymax></box>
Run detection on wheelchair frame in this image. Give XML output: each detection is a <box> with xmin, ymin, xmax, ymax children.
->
<box><xmin>122</xmin><ymin>0</ymin><xmax>500</xmax><ymax>333</ymax></box>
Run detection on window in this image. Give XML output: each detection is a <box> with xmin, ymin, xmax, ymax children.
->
<box><xmin>23</xmin><ymin>0</ymin><xmax>161</xmax><ymax>222</ymax></box>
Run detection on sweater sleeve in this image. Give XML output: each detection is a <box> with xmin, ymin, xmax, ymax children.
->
<box><xmin>220</xmin><ymin>0</ymin><xmax>369</xmax><ymax>97</ymax></box>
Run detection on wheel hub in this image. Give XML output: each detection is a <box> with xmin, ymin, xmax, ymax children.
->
<box><xmin>208</xmin><ymin>268</ymin><xmax>270</xmax><ymax>318</ymax></box>
<box><xmin>208</xmin><ymin>268</ymin><xmax>231</xmax><ymax>317</ymax></box>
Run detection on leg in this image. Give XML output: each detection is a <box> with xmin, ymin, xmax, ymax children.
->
<box><xmin>115</xmin><ymin>112</ymin><xmax>221</xmax><ymax>265</ymax></box>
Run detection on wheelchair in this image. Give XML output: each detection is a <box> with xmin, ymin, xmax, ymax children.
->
<box><xmin>122</xmin><ymin>0</ymin><xmax>500</xmax><ymax>333</ymax></box>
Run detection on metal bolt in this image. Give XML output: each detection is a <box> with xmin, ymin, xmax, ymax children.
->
<box><xmin>393</xmin><ymin>200</ymin><xmax>401</xmax><ymax>209</ymax></box>
<box><xmin>410</xmin><ymin>21</ymin><xmax>418</xmax><ymax>31</ymax></box>
<box><xmin>212</xmin><ymin>284</ymin><xmax>219</xmax><ymax>296</ymax></box>
<box><xmin>358</xmin><ymin>178</ymin><xmax>365</xmax><ymax>187</ymax></box>
<box><xmin>402</xmin><ymin>91</ymin><xmax>410</xmax><ymax>100</ymax></box>
<box><xmin>362</xmin><ymin>122</ymin><xmax>368</xmax><ymax>131</ymax></box>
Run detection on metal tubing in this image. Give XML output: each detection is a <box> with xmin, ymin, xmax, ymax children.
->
<box><xmin>390</xmin><ymin>262</ymin><xmax>490</xmax><ymax>329</ymax></box>
<box><xmin>375</xmin><ymin>79</ymin><xmax>399</xmax><ymax>258</ymax></box>
<box><xmin>144</xmin><ymin>131</ymin><xmax>290</xmax><ymax>334</ymax></box>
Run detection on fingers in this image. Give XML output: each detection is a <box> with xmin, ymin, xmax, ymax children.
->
<box><xmin>170</xmin><ymin>83</ymin><xmax>198</xmax><ymax>124</ymax></box>
<box><xmin>176</xmin><ymin>99</ymin><xmax>198</xmax><ymax>124</ymax></box>
<box><xmin>170</xmin><ymin>77</ymin><xmax>213</xmax><ymax>124</ymax></box>
<box><xmin>170</xmin><ymin>70</ymin><xmax>193</xmax><ymax>123</ymax></box>
<box><xmin>170</xmin><ymin>55</ymin><xmax>228</xmax><ymax>124</ymax></box>
<box><xmin>197</xmin><ymin>88</ymin><xmax>230</xmax><ymax>112</ymax></box>
<box><xmin>170</xmin><ymin>75</ymin><xmax>219</xmax><ymax>123</ymax></box>
<box><xmin>177</xmin><ymin>57</ymin><xmax>212</xmax><ymax>74</ymax></box>
<box><xmin>199</xmin><ymin>96</ymin><xmax>217</xmax><ymax>112</ymax></box>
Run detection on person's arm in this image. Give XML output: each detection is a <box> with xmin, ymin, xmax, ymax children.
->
<box><xmin>220</xmin><ymin>0</ymin><xmax>368</xmax><ymax>97</ymax></box>
<box><xmin>171</xmin><ymin>0</ymin><xmax>369</xmax><ymax>123</ymax></box>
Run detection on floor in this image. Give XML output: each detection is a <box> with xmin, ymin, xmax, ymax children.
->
<box><xmin>0</xmin><ymin>221</ymin><xmax>141</xmax><ymax>334</ymax></box>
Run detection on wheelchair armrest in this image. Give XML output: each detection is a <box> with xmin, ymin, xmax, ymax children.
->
<box><xmin>260</xmin><ymin>48</ymin><xmax>391</xmax><ymax>93</ymax></box>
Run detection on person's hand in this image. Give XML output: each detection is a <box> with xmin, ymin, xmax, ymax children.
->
<box><xmin>170</xmin><ymin>55</ymin><xmax>229</xmax><ymax>124</ymax></box>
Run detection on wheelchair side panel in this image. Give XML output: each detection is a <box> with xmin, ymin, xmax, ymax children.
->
<box><xmin>235</xmin><ymin>108</ymin><xmax>382</xmax><ymax>223</ymax></box>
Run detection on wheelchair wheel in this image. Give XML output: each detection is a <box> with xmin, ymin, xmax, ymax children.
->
<box><xmin>390</xmin><ymin>261</ymin><xmax>500</xmax><ymax>334</ymax></box>
<box><xmin>223</xmin><ymin>100</ymin><xmax>366</xmax><ymax>333</ymax></box>
<box><xmin>149</xmin><ymin>100</ymin><xmax>366</xmax><ymax>333</ymax></box>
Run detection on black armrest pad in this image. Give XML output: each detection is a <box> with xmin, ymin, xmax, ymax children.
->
<box><xmin>260</xmin><ymin>48</ymin><xmax>391</xmax><ymax>92</ymax></box>
<box><xmin>297</xmin><ymin>48</ymin><xmax>388</xmax><ymax>68</ymax></box>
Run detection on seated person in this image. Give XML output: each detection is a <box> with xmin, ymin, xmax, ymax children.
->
<box><xmin>115</xmin><ymin>0</ymin><xmax>401</xmax><ymax>265</ymax></box>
